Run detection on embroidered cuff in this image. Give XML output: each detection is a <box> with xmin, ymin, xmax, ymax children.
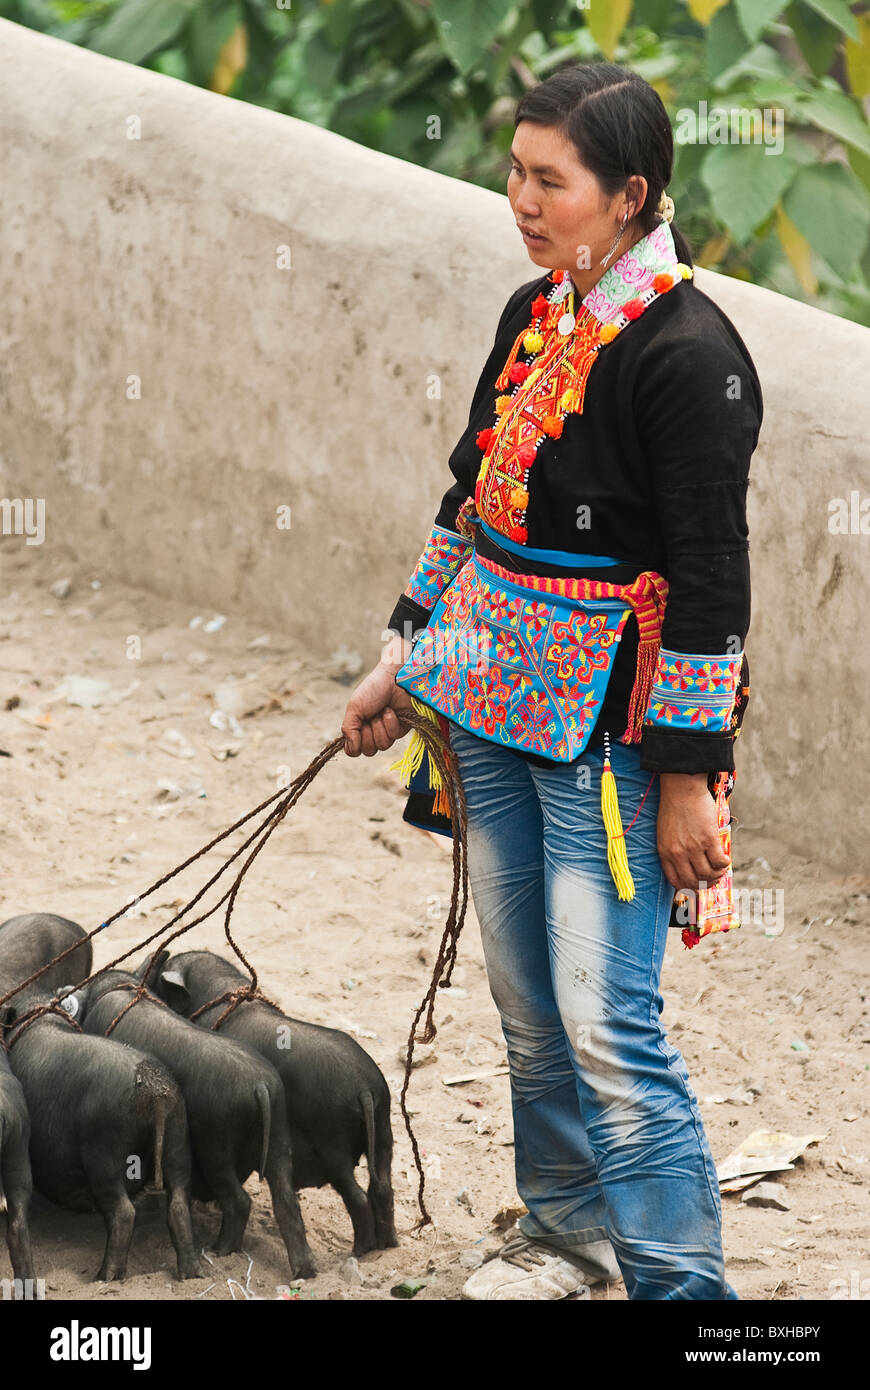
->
<box><xmin>643</xmin><ymin>649</ymin><xmax>743</xmax><ymax>735</ymax></box>
<box><xmin>402</xmin><ymin>524</ymin><xmax>474</xmax><ymax>610</ymax></box>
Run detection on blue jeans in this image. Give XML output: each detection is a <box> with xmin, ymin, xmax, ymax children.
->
<box><xmin>447</xmin><ymin>720</ymin><xmax>738</xmax><ymax>1301</ymax></box>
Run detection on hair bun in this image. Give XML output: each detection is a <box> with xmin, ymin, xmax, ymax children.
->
<box><xmin>656</xmin><ymin>191</ymin><xmax>675</xmax><ymax>224</ymax></box>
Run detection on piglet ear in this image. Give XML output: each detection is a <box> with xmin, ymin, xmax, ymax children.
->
<box><xmin>159</xmin><ymin>970</ymin><xmax>190</xmax><ymax>1014</ymax></box>
<box><xmin>134</xmin><ymin>949</ymin><xmax>168</xmax><ymax>984</ymax></box>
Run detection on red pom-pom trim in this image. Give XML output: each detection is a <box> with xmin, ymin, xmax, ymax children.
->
<box><xmin>550</xmin><ymin>269</ymin><xmax>565</xmax><ymax>283</ymax></box>
<box><xmin>517</xmin><ymin>443</ymin><xmax>537</xmax><ymax>466</ymax></box>
<box><xmin>509</xmin><ymin>362</ymin><xmax>531</xmax><ymax>384</ymax></box>
<box><xmin>476</xmin><ymin>428</ymin><xmax>495</xmax><ymax>451</ymax></box>
<box><xmin>681</xmin><ymin>928</ymin><xmax>700</xmax><ymax>950</ymax></box>
<box><xmin>531</xmin><ymin>294</ymin><xmax>549</xmax><ymax>318</ymax></box>
<box><xmin>542</xmin><ymin>416</ymin><xmax>563</xmax><ymax>438</ymax></box>
<box><xmin>652</xmin><ymin>272</ymin><xmax>675</xmax><ymax>294</ymax></box>
<box><xmin>622</xmin><ymin>297</ymin><xmax>645</xmax><ymax>320</ymax></box>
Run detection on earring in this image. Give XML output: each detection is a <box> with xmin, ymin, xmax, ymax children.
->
<box><xmin>601</xmin><ymin>212</ymin><xmax>629</xmax><ymax>268</ymax></box>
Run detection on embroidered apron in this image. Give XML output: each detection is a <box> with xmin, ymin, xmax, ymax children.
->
<box><xmin>393</xmin><ymin>542</ymin><xmax>668</xmax><ymax>760</ymax></box>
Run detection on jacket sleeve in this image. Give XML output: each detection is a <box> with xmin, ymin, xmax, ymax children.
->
<box><xmin>632</xmin><ymin>330</ymin><xmax>762</xmax><ymax>774</ymax></box>
<box><xmin>386</xmin><ymin>281</ymin><xmax>537</xmax><ymax>642</ymax></box>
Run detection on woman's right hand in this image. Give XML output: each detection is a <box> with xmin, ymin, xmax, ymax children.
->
<box><xmin>342</xmin><ymin>655</ymin><xmax>416</xmax><ymax>757</ymax></box>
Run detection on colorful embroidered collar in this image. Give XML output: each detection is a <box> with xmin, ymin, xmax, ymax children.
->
<box><xmin>473</xmin><ymin>218</ymin><xmax>693</xmax><ymax>544</ymax></box>
<box><xmin>570</xmin><ymin>217</ymin><xmax>681</xmax><ymax>325</ymax></box>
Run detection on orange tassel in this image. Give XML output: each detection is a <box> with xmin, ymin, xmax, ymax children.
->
<box><xmin>623</xmin><ymin>639</ymin><xmax>658</xmax><ymax>742</ymax></box>
<box><xmin>495</xmin><ymin>326</ymin><xmax>528</xmax><ymax>391</ymax></box>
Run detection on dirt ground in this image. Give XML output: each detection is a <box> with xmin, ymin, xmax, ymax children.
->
<box><xmin>1</xmin><ymin>542</ymin><xmax>867</xmax><ymax>1303</ymax></box>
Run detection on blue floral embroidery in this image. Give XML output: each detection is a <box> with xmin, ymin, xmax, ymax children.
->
<box><xmin>644</xmin><ymin>648</ymin><xmax>743</xmax><ymax>733</ymax></box>
<box><xmin>403</xmin><ymin>524</ymin><xmax>474</xmax><ymax>610</ymax></box>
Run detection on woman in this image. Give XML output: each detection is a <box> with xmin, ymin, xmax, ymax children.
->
<box><xmin>342</xmin><ymin>62</ymin><xmax>762</xmax><ymax>1301</ymax></box>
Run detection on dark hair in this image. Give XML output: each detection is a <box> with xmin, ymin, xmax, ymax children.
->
<box><xmin>514</xmin><ymin>61</ymin><xmax>693</xmax><ymax>269</ymax></box>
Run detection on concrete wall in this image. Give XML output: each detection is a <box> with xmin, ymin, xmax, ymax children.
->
<box><xmin>2</xmin><ymin>19</ymin><xmax>869</xmax><ymax>870</ymax></box>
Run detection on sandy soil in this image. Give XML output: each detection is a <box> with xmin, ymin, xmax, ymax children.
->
<box><xmin>1</xmin><ymin>543</ymin><xmax>867</xmax><ymax>1303</ymax></box>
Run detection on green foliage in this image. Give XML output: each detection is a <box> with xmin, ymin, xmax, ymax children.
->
<box><xmin>3</xmin><ymin>0</ymin><xmax>869</xmax><ymax>322</ymax></box>
<box><xmin>90</xmin><ymin>0</ymin><xmax>196</xmax><ymax>64</ymax></box>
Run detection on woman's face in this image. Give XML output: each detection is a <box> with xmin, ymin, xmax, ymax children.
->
<box><xmin>507</xmin><ymin>121</ymin><xmax>645</xmax><ymax>280</ymax></box>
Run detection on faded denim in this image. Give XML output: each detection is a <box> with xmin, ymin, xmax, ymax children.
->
<box><xmin>448</xmin><ymin>719</ymin><xmax>738</xmax><ymax>1301</ymax></box>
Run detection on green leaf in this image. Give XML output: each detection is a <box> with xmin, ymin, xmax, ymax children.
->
<box><xmin>686</xmin><ymin>0</ymin><xmax>729</xmax><ymax>24</ymax></box>
<box><xmin>379</xmin><ymin>98</ymin><xmax>440</xmax><ymax>159</ymax></box>
<box><xmin>633</xmin><ymin>0</ymin><xmax>677</xmax><ymax>28</ymax></box>
<box><xmin>785</xmin><ymin>1</ymin><xmax>840</xmax><ymax>77</ymax></box>
<box><xmin>186</xmin><ymin>1</ymin><xmax>240</xmax><ymax>88</ymax></box>
<box><xmin>782</xmin><ymin>160</ymin><xmax>870</xmax><ymax>277</ymax></box>
<box><xmin>320</xmin><ymin>0</ymin><xmax>357</xmax><ymax>49</ymax></box>
<box><xmin>845</xmin><ymin>13</ymin><xmax>870</xmax><ymax>97</ymax></box>
<box><xmin>394</xmin><ymin>0</ymin><xmax>431</xmax><ymax>34</ymax></box>
<box><xmin>585</xmin><ymin>0</ymin><xmax>633</xmax><ymax>59</ymax></box>
<box><xmin>700</xmin><ymin>140</ymin><xmax>798</xmax><ymax>243</ymax></box>
<box><xmin>847</xmin><ymin>144</ymin><xmax>870</xmax><ymax>199</ymax></box>
<box><xmin>733</xmin><ymin>0</ymin><xmax>784</xmax><ymax>44</ymax></box>
<box><xmin>13</xmin><ymin>0</ymin><xmax>61</xmax><ymax>27</ymax></box>
<box><xmin>50</xmin><ymin>0</ymin><xmax>95</xmax><ymax>19</ymax></box>
<box><xmin>802</xmin><ymin>0</ymin><xmax>859</xmax><ymax>41</ymax></box>
<box><xmin>711</xmin><ymin>39</ymin><xmax>800</xmax><ymax>90</ymax></box>
<box><xmin>149</xmin><ymin>45</ymin><xmax>188</xmax><ymax>81</ymax></box>
<box><xmin>529</xmin><ymin>0</ymin><xmax>565</xmax><ymax>39</ymax></box>
<box><xmin>430</xmin><ymin>0</ymin><xmax>516</xmax><ymax>74</ymax></box>
<box><xmin>816</xmin><ymin>282</ymin><xmax>870</xmax><ymax>328</ymax></box>
<box><xmin>391</xmin><ymin>1279</ymin><xmax>426</xmax><ymax>1299</ymax></box>
<box><xmin>91</xmin><ymin>0</ymin><xmax>193</xmax><ymax>64</ymax></box>
<box><xmin>533</xmin><ymin>28</ymin><xmax>600</xmax><ymax>75</ymax></box>
<box><xmin>300</xmin><ymin>29</ymin><xmax>343</xmax><ymax>103</ymax></box>
<box><xmin>781</xmin><ymin>130</ymin><xmax>824</xmax><ymax>165</ymax></box>
<box><xmin>796</xmin><ymin>85</ymin><xmax>870</xmax><ymax>158</ymax></box>
<box><xmin>705</xmin><ymin>3</ymin><xmax>754</xmax><ymax>79</ymax></box>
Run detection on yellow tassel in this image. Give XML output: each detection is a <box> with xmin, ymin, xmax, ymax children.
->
<box><xmin>388</xmin><ymin>697</ymin><xmax>444</xmax><ymax>799</ymax></box>
<box><xmin>600</xmin><ymin>732</ymin><xmax>635</xmax><ymax>901</ymax></box>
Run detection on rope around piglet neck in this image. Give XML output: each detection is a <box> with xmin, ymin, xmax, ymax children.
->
<box><xmin>188</xmin><ymin>985</ymin><xmax>285</xmax><ymax>1032</ymax></box>
<box><xmin>0</xmin><ymin>710</ymin><xmax>468</xmax><ymax>1231</ymax></box>
<box><xmin>2</xmin><ymin>999</ymin><xmax>83</xmax><ymax>1052</ymax></box>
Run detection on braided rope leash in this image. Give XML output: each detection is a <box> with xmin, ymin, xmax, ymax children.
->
<box><xmin>102</xmin><ymin>980</ymin><xmax>167</xmax><ymax>1038</ymax></box>
<box><xmin>2</xmin><ymin>1000</ymin><xmax>83</xmax><ymax>1051</ymax></box>
<box><xmin>0</xmin><ymin>775</ymin><xmax>305</xmax><ymax>1016</ymax></box>
<box><xmin>188</xmin><ymin>985</ymin><xmax>285</xmax><ymax>1032</ymax></box>
<box><xmin>0</xmin><ymin>716</ymin><xmax>469</xmax><ymax>1231</ymax></box>
<box><xmin>393</xmin><ymin>708</ymin><xmax>470</xmax><ymax>1231</ymax></box>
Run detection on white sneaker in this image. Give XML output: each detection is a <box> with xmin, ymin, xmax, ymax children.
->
<box><xmin>460</xmin><ymin>1232</ymin><xmax>614</xmax><ymax>1301</ymax></box>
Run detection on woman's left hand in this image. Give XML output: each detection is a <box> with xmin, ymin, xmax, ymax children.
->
<box><xmin>656</xmin><ymin>772</ymin><xmax>730</xmax><ymax>891</ymax></box>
